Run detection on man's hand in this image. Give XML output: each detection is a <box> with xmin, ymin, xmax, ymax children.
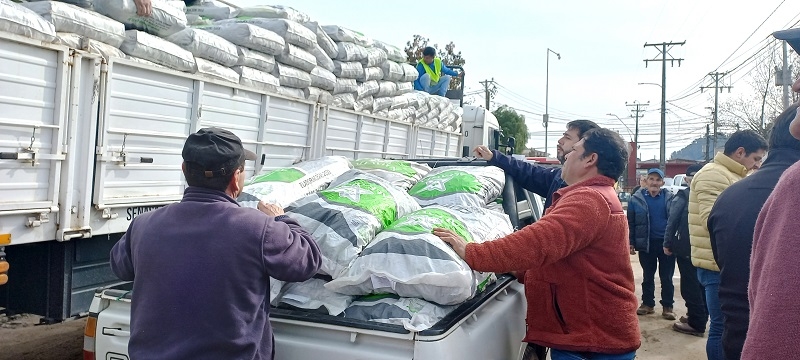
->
<box><xmin>258</xmin><ymin>201</ymin><xmax>284</xmax><ymax>217</ymax></box>
<box><xmin>433</xmin><ymin>228</ymin><xmax>468</xmax><ymax>259</ymax></box>
<box><xmin>663</xmin><ymin>247</ymin><xmax>673</xmax><ymax>256</ymax></box>
<box><xmin>630</xmin><ymin>245</ymin><xmax>636</xmax><ymax>255</ymax></box>
<box><xmin>473</xmin><ymin>145</ymin><xmax>493</xmax><ymax>161</ymax></box>
<box><xmin>133</xmin><ymin>0</ymin><xmax>152</xmax><ymax>16</ymax></box>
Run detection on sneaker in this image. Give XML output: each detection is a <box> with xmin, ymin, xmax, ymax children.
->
<box><xmin>679</xmin><ymin>315</ymin><xmax>688</xmax><ymax>324</ymax></box>
<box><xmin>662</xmin><ymin>307</ymin><xmax>677</xmax><ymax>320</ymax></box>
<box><xmin>636</xmin><ymin>304</ymin><xmax>655</xmax><ymax>315</ymax></box>
<box><xmin>673</xmin><ymin>322</ymin><xmax>704</xmax><ymax>337</ymax></box>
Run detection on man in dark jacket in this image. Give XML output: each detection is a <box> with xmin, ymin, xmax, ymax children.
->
<box><xmin>664</xmin><ymin>164</ymin><xmax>708</xmax><ymax>336</ymax></box>
<box><xmin>628</xmin><ymin>168</ymin><xmax>675</xmax><ymax>320</ymax></box>
<box><xmin>474</xmin><ymin>120</ymin><xmax>599</xmax><ymax>210</ymax></box>
<box><xmin>709</xmin><ymin>104</ymin><xmax>800</xmax><ymax>360</ymax></box>
<box><xmin>110</xmin><ymin>128</ymin><xmax>322</xmax><ymax>360</ymax></box>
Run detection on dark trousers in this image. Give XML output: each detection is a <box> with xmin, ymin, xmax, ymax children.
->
<box><xmin>676</xmin><ymin>255</ymin><xmax>707</xmax><ymax>331</ymax></box>
<box><xmin>639</xmin><ymin>238</ymin><xmax>676</xmax><ymax>308</ymax></box>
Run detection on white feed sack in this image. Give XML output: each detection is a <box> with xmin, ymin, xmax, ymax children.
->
<box><xmin>55</xmin><ymin>32</ymin><xmax>126</xmax><ymax>59</ymax></box>
<box><xmin>22</xmin><ymin>1</ymin><xmax>125</xmax><ymax>47</ymax></box>
<box><xmin>275</xmin><ymin>277</ymin><xmax>354</xmax><ymax>316</ymax></box>
<box><xmin>275</xmin><ymin>43</ymin><xmax>316</xmax><ymax>72</ymax></box>
<box><xmin>302</xmin><ymin>21</ymin><xmax>337</xmax><ymax>59</ymax></box>
<box><xmin>332</xmin><ymin>60</ymin><xmax>363</xmax><ymax>79</ymax></box>
<box><xmin>408</xmin><ymin>166</ymin><xmax>506</xmax><ymax>209</ymax></box>
<box><xmin>304</xmin><ymin>87</ymin><xmax>332</xmax><ymax>104</ymax></box>
<box><xmin>395</xmin><ymin>82</ymin><xmax>413</xmax><ymax>96</ymax></box>
<box><xmin>357</xmin><ymin>67</ymin><xmax>383</xmax><ymax>82</ymax></box>
<box><xmin>372</xmin><ymin>96</ymin><xmax>393</xmax><ymax>113</ymax></box>
<box><xmin>380</xmin><ymin>60</ymin><xmax>403</xmax><ymax>82</ymax></box>
<box><xmin>353</xmin><ymin>95</ymin><xmax>372</xmax><ymax>113</ymax></box>
<box><xmin>94</xmin><ymin>0</ymin><xmax>187</xmax><ymax>38</ymax></box>
<box><xmin>185</xmin><ymin>0</ymin><xmax>238</xmax><ymax>21</ymax></box>
<box><xmin>376</xmin><ymin>81</ymin><xmax>398</xmax><ymax>98</ymax></box>
<box><xmin>310</xmin><ymin>66</ymin><xmax>336</xmax><ymax>91</ymax></box>
<box><xmin>238</xmin><ymin>156</ymin><xmax>352</xmax><ymax>209</ymax></box>
<box><xmin>195</xmin><ymin>58</ymin><xmax>238</xmax><ymax>83</ymax></box>
<box><xmin>285</xmin><ymin>170</ymin><xmax>421</xmax><ymax>278</ymax></box>
<box><xmin>186</xmin><ymin>14</ymin><xmax>213</xmax><ymax>27</ymax></box>
<box><xmin>355</xmin><ymin>80</ymin><xmax>379</xmax><ymax>100</ymax></box>
<box><xmin>237</xmin><ymin>5</ymin><xmax>309</xmax><ymax>24</ymax></box>
<box><xmin>235</xmin><ymin>46</ymin><xmax>275</xmax><ymax>73</ymax></box>
<box><xmin>327</xmin><ymin>205</ymin><xmax>513</xmax><ymax>305</ymax></box>
<box><xmin>166</xmin><ymin>27</ymin><xmax>238</xmax><ymax>67</ymax></box>
<box><xmin>331</xmin><ymin>93</ymin><xmax>355</xmax><ymax>110</ymax></box>
<box><xmin>322</xmin><ymin>25</ymin><xmax>373</xmax><ymax>47</ymax></box>
<box><xmin>271</xmin><ymin>63</ymin><xmax>311</xmax><ymax>89</ymax></box>
<box><xmin>223</xmin><ymin>18</ymin><xmax>315</xmax><ymax>50</ymax></box>
<box><xmin>308</xmin><ymin>42</ymin><xmax>335</xmax><ymax>72</ymax></box>
<box><xmin>390</xmin><ymin>95</ymin><xmax>409</xmax><ymax>110</ymax></box>
<box><xmin>332</xmin><ymin>78</ymin><xmax>357</xmax><ymax>95</ymax></box>
<box><xmin>343</xmin><ymin>294</ymin><xmax>456</xmax><ymax>332</ymax></box>
<box><xmin>335</xmin><ymin>41</ymin><xmax>367</xmax><ymax>62</ymax></box>
<box><xmin>0</xmin><ymin>0</ymin><xmax>56</xmax><ymax>42</ymax></box>
<box><xmin>399</xmin><ymin>63</ymin><xmax>419</xmax><ymax>83</ymax></box>
<box><xmin>120</xmin><ymin>30</ymin><xmax>196</xmax><ymax>72</ymax></box>
<box><xmin>352</xmin><ymin>158</ymin><xmax>431</xmax><ymax>191</ymax></box>
<box><xmin>277</xmin><ymin>86</ymin><xmax>305</xmax><ymax>100</ymax></box>
<box><xmin>28</xmin><ymin>0</ymin><xmax>94</xmax><ymax>10</ymax></box>
<box><xmin>233</xmin><ymin>66</ymin><xmax>278</xmax><ymax>93</ymax></box>
<box><xmin>201</xmin><ymin>23</ymin><xmax>284</xmax><ymax>56</ymax></box>
<box><xmin>374</xmin><ymin>40</ymin><xmax>406</xmax><ymax>63</ymax></box>
<box><xmin>360</xmin><ymin>47</ymin><xmax>387</xmax><ymax>68</ymax></box>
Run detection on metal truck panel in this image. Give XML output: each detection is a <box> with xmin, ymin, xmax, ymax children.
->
<box><xmin>321</xmin><ymin>108</ymin><xmax>413</xmax><ymax>159</ymax></box>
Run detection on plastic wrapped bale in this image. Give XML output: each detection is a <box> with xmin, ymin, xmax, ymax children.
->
<box><xmin>395</xmin><ymin>82</ymin><xmax>413</xmax><ymax>96</ymax></box>
<box><xmin>94</xmin><ymin>0</ymin><xmax>186</xmax><ymax>37</ymax></box>
<box><xmin>409</xmin><ymin>166</ymin><xmax>505</xmax><ymax>208</ymax></box>
<box><xmin>120</xmin><ymin>30</ymin><xmax>196</xmax><ymax>72</ymax></box>
<box><xmin>185</xmin><ymin>0</ymin><xmax>238</xmax><ymax>21</ymax></box>
<box><xmin>326</xmin><ymin>205</ymin><xmax>513</xmax><ymax>305</ymax></box>
<box><xmin>360</xmin><ymin>47</ymin><xmax>387</xmax><ymax>68</ymax></box>
<box><xmin>310</xmin><ymin>66</ymin><xmax>336</xmax><ymax>91</ymax></box>
<box><xmin>237</xmin><ymin>5</ymin><xmax>309</xmax><ymax>23</ymax></box>
<box><xmin>276</xmin><ymin>277</ymin><xmax>353</xmax><ymax>316</ymax></box>
<box><xmin>201</xmin><ymin>23</ymin><xmax>284</xmax><ymax>56</ymax></box>
<box><xmin>380</xmin><ymin>60</ymin><xmax>404</xmax><ymax>82</ymax></box>
<box><xmin>285</xmin><ymin>170</ymin><xmax>421</xmax><ymax>277</ymax></box>
<box><xmin>55</xmin><ymin>32</ymin><xmax>126</xmax><ymax>59</ymax></box>
<box><xmin>166</xmin><ymin>28</ymin><xmax>238</xmax><ymax>67</ymax></box>
<box><xmin>332</xmin><ymin>60</ymin><xmax>363</xmax><ymax>79</ymax></box>
<box><xmin>332</xmin><ymin>78</ymin><xmax>357</xmax><ymax>95</ymax></box>
<box><xmin>343</xmin><ymin>294</ymin><xmax>456</xmax><ymax>332</ymax></box>
<box><xmin>238</xmin><ymin>156</ymin><xmax>352</xmax><ymax>208</ymax></box>
<box><xmin>352</xmin><ymin>158</ymin><xmax>431</xmax><ymax>191</ymax></box>
<box><xmin>376</xmin><ymin>81</ymin><xmax>398</xmax><ymax>98</ymax></box>
<box><xmin>305</xmin><ymin>87</ymin><xmax>332</xmax><ymax>104</ymax></box>
<box><xmin>335</xmin><ymin>42</ymin><xmax>367</xmax><ymax>62</ymax></box>
<box><xmin>233</xmin><ymin>66</ymin><xmax>278</xmax><ymax>93</ymax></box>
<box><xmin>275</xmin><ymin>43</ymin><xmax>316</xmax><ymax>72</ymax></box>
<box><xmin>195</xmin><ymin>58</ymin><xmax>238</xmax><ymax>82</ymax></box>
<box><xmin>322</xmin><ymin>25</ymin><xmax>373</xmax><ymax>47</ymax></box>
<box><xmin>222</xmin><ymin>18</ymin><xmax>315</xmax><ymax>50</ymax></box>
<box><xmin>302</xmin><ymin>21</ymin><xmax>337</xmax><ymax>59</ymax></box>
<box><xmin>331</xmin><ymin>93</ymin><xmax>355</xmax><ymax>110</ymax></box>
<box><xmin>276</xmin><ymin>86</ymin><xmax>304</xmax><ymax>100</ymax></box>
<box><xmin>0</xmin><ymin>0</ymin><xmax>56</xmax><ymax>42</ymax></box>
<box><xmin>355</xmin><ymin>80</ymin><xmax>379</xmax><ymax>100</ymax></box>
<box><xmin>22</xmin><ymin>1</ymin><xmax>125</xmax><ymax>47</ymax></box>
<box><xmin>353</xmin><ymin>95</ymin><xmax>373</xmax><ymax>113</ymax></box>
<box><xmin>235</xmin><ymin>46</ymin><xmax>275</xmax><ymax>73</ymax></box>
<box><xmin>372</xmin><ymin>97</ymin><xmax>393</xmax><ymax>113</ymax></box>
<box><xmin>271</xmin><ymin>63</ymin><xmax>311</xmax><ymax>89</ymax></box>
<box><xmin>399</xmin><ymin>63</ymin><xmax>419</xmax><ymax>83</ymax></box>
<box><xmin>357</xmin><ymin>67</ymin><xmax>383</xmax><ymax>82</ymax></box>
<box><xmin>374</xmin><ymin>40</ymin><xmax>406</xmax><ymax>63</ymax></box>
<box><xmin>308</xmin><ymin>42</ymin><xmax>335</xmax><ymax>72</ymax></box>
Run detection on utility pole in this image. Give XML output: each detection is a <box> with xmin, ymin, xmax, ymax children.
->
<box><xmin>644</xmin><ymin>41</ymin><xmax>685</xmax><ymax>173</ymax></box>
<box><xmin>701</xmin><ymin>72</ymin><xmax>732</xmax><ymax>154</ymax></box>
<box><xmin>626</xmin><ymin>101</ymin><xmax>649</xmax><ymax>145</ymax></box>
<box><xmin>705</xmin><ymin>124</ymin><xmax>711</xmax><ymax>161</ymax></box>
<box><xmin>479</xmin><ymin>78</ymin><xmax>494</xmax><ymax>111</ymax></box>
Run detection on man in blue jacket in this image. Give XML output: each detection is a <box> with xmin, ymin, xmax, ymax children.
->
<box><xmin>414</xmin><ymin>47</ymin><xmax>462</xmax><ymax>96</ymax></box>
<box><xmin>474</xmin><ymin>120</ymin><xmax>599</xmax><ymax>210</ymax></box>
<box><xmin>110</xmin><ymin>128</ymin><xmax>322</xmax><ymax>360</ymax></box>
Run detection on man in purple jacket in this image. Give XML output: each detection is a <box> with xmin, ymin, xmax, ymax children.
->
<box><xmin>110</xmin><ymin>127</ymin><xmax>322</xmax><ymax>360</ymax></box>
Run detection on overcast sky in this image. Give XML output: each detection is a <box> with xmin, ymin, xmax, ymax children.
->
<box><xmin>236</xmin><ymin>0</ymin><xmax>799</xmax><ymax>159</ymax></box>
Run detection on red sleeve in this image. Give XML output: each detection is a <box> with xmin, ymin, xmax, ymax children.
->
<box><xmin>464</xmin><ymin>188</ymin><xmax>610</xmax><ymax>273</ymax></box>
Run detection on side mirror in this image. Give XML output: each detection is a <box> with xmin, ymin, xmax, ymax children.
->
<box><xmin>492</xmin><ymin>130</ymin><xmax>501</xmax><ymax>150</ymax></box>
<box><xmin>507</xmin><ymin>137</ymin><xmax>516</xmax><ymax>150</ymax></box>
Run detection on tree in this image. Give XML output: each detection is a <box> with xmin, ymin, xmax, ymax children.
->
<box><xmin>492</xmin><ymin>105</ymin><xmax>529</xmax><ymax>154</ymax></box>
<box><xmin>404</xmin><ymin>35</ymin><xmax>466</xmax><ymax>91</ymax></box>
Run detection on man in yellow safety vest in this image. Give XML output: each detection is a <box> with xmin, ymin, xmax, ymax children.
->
<box><xmin>414</xmin><ymin>47</ymin><xmax>463</xmax><ymax>96</ymax></box>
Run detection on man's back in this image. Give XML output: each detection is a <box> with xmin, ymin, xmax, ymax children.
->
<box><xmin>110</xmin><ymin>187</ymin><xmax>321</xmax><ymax>360</ymax></box>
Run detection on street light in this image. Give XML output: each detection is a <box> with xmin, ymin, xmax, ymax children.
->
<box><xmin>606</xmin><ymin>113</ymin><xmax>635</xmax><ymax>141</ymax></box>
<box><xmin>638</xmin><ymin>82</ymin><xmax>666</xmax><ymax>173</ymax></box>
<box><xmin>544</xmin><ymin>48</ymin><xmax>561</xmax><ymax>157</ymax></box>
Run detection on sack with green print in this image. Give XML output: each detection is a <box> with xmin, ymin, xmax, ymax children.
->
<box><xmin>274</xmin><ymin>276</ymin><xmax>354</xmax><ymax>316</ymax></box>
<box><xmin>325</xmin><ymin>204</ymin><xmax>513</xmax><ymax>305</ymax></box>
<box><xmin>408</xmin><ymin>166</ymin><xmax>505</xmax><ymax>208</ymax></box>
<box><xmin>352</xmin><ymin>158</ymin><xmax>432</xmax><ymax>191</ymax></box>
<box><xmin>343</xmin><ymin>293</ymin><xmax>456</xmax><ymax>331</ymax></box>
<box><xmin>285</xmin><ymin>170</ymin><xmax>421</xmax><ymax>277</ymax></box>
<box><xmin>237</xmin><ymin>156</ymin><xmax>351</xmax><ymax>208</ymax></box>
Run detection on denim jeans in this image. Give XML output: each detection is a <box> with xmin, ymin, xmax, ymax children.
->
<box><xmin>698</xmin><ymin>268</ymin><xmax>724</xmax><ymax>360</ymax></box>
<box><xmin>418</xmin><ymin>73</ymin><xmax>451</xmax><ymax>96</ymax></box>
<box><xmin>639</xmin><ymin>239</ymin><xmax>676</xmax><ymax>308</ymax></box>
<box><xmin>551</xmin><ymin>349</ymin><xmax>636</xmax><ymax>360</ymax></box>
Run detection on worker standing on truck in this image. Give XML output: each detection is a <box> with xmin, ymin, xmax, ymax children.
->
<box><xmin>109</xmin><ymin>128</ymin><xmax>322</xmax><ymax>360</ymax></box>
<box><xmin>414</xmin><ymin>46</ymin><xmax>462</xmax><ymax>96</ymax></box>
<box><xmin>435</xmin><ymin>128</ymin><xmax>640</xmax><ymax>360</ymax></box>
<box><xmin>474</xmin><ymin>120</ymin><xmax>599</xmax><ymax>209</ymax></box>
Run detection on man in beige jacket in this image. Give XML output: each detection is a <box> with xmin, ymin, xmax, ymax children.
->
<box><xmin>689</xmin><ymin>130</ymin><xmax>767</xmax><ymax>360</ymax></box>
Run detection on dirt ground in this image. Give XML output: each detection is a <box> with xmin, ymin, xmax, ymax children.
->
<box><xmin>0</xmin><ymin>255</ymin><xmax>706</xmax><ymax>360</ymax></box>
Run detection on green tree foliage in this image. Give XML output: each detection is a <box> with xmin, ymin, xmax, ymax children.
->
<box><xmin>404</xmin><ymin>35</ymin><xmax>465</xmax><ymax>90</ymax></box>
<box><xmin>492</xmin><ymin>105</ymin><xmax>529</xmax><ymax>154</ymax></box>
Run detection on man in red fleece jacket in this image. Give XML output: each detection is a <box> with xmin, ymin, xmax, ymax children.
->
<box><xmin>435</xmin><ymin>128</ymin><xmax>640</xmax><ymax>360</ymax></box>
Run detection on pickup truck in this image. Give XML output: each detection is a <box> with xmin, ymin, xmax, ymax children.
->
<box><xmin>661</xmin><ymin>174</ymin><xmax>688</xmax><ymax>194</ymax></box>
<box><xmin>83</xmin><ymin>159</ymin><xmax>544</xmax><ymax>360</ymax></box>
